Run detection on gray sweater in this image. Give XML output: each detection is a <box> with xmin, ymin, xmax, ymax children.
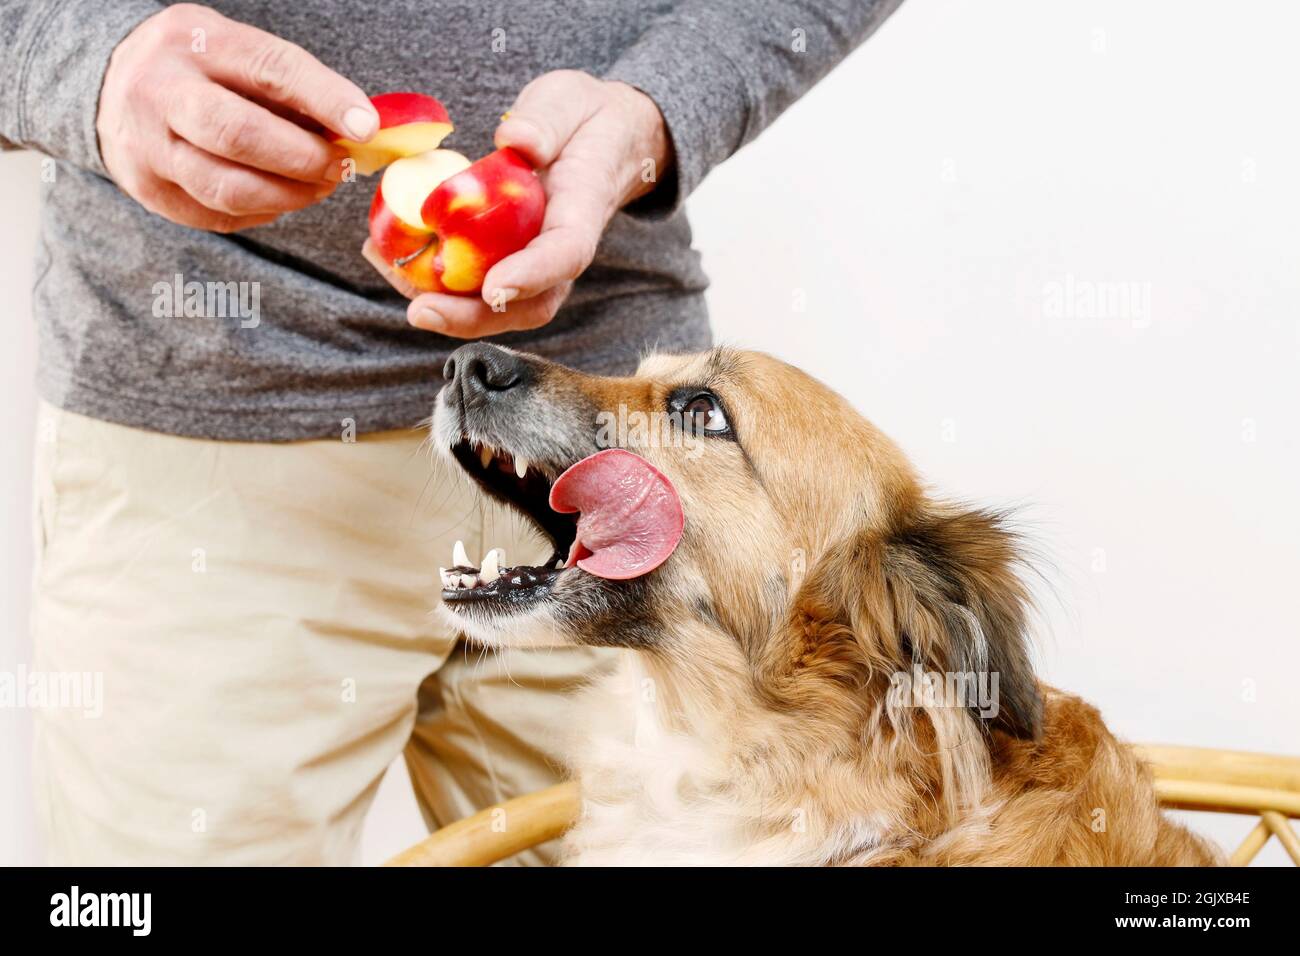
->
<box><xmin>1</xmin><ymin>0</ymin><xmax>901</xmax><ymax>440</ymax></box>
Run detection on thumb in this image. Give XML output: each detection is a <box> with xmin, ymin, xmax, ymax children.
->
<box><xmin>494</xmin><ymin>70</ymin><xmax>602</xmax><ymax>168</ymax></box>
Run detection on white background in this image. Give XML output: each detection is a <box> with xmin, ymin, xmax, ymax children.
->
<box><xmin>2</xmin><ymin>0</ymin><xmax>1297</xmax><ymax>866</ymax></box>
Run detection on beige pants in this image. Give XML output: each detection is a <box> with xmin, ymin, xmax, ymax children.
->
<box><xmin>30</xmin><ymin>401</ymin><xmax>617</xmax><ymax>865</ymax></box>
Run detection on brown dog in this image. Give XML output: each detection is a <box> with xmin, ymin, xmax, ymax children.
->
<box><xmin>432</xmin><ymin>343</ymin><xmax>1219</xmax><ymax>866</ymax></box>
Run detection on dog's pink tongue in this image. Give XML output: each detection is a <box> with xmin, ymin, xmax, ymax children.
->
<box><xmin>549</xmin><ymin>449</ymin><xmax>684</xmax><ymax>580</ymax></box>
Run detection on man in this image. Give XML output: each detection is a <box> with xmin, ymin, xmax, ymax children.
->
<box><xmin>2</xmin><ymin>0</ymin><xmax>902</xmax><ymax>864</ymax></box>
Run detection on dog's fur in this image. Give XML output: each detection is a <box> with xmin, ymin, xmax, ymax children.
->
<box><xmin>435</xmin><ymin>345</ymin><xmax>1220</xmax><ymax>866</ymax></box>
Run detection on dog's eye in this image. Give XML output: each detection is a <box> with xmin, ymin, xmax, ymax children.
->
<box><xmin>682</xmin><ymin>394</ymin><xmax>729</xmax><ymax>434</ymax></box>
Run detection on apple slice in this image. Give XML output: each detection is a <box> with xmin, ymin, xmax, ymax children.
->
<box><xmin>332</xmin><ymin>92</ymin><xmax>453</xmax><ymax>176</ymax></box>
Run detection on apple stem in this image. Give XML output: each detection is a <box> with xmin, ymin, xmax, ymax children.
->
<box><xmin>393</xmin><ymin>234</ymin><xmax>438</xmax><ymax>269</ymax></box>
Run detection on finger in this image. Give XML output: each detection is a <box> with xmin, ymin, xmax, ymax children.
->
<box><xmin>407</xmin><ymin>285</ymin><xmax>570</xmax><ymax>338</ymax></box>
<box><xmin>136</xmin><ymin>176</ymin><xmax>280</xmax><ymax>233</ymax></box>
<box><xmin>479</xmin><ymin>226</ymin><xmax>598</xmax><ymax>304</ymax></box>
<box><xmin>166</xmin><ymin>82</ymin><xmax>349</xmax><ymax>183</ymax></box>
<box><xmin>164</xmin><ymin>138</ymin><xmax>332</xmax><ymax>215</ymax></box>
<box><xmin>479</xmin><ymin>160</ymin><xmax>612</xmax><ymax>301</ymax></box>
<box><xmin>361</xmin><ymin>239</ymin><xmax>423</xmax><ymax>299</ymax></box>
<box><xmin>206</xmin><ymin>20</ymin><xmax>379</xmax><ymax>142</ymax></box>
<box><xmin>494</xmin><ymin>70</ymin><xmax>602</xmax><ymax>167</ymax></box>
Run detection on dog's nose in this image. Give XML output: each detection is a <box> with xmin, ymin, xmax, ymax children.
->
<box><xmin>444</xmin><ymin>343</ymin><xmax>530</xmax><ymax>402</ymax></box>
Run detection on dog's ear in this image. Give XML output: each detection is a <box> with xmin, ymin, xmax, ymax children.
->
<box><xmin>798</xmin><ymin>503</ymin><xmax>1043</xmax><ymax>740</ymax></box>
<box><xmin>881</xmin><ymin>505</ymin><xmax>1042</xmax><ymax>739</ymax></box>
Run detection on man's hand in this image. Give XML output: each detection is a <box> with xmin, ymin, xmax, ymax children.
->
<box><xmin>96</xmin><ymin>3</ymin><xmax>377</xmax><ymax>233</ymax></box>
<box><xmin>399</xmin><ymin>70</ymin><xmax>672</xmax><ymax>338</ymax></box>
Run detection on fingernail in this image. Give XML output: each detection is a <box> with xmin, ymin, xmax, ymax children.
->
<box><xmin>486</xmin><ymin>287</ymin><xmax>519</xmax><ymax>311</ymax></box>
<box><xmin>411</xmin><ymin>308</ymin><xmax>442</xmax><ymax>328</ymax></box>
<box><xmin>343</xmin><ymin>106</ymin><xmax>379</xmax><ymax>141</ymax></box>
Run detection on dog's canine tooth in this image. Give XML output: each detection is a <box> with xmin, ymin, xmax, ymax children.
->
<box><xmin>514</xmin><ymin>455</ymin><xmax>529</xmax><ymax>479</ymax></box>
<box><xmin>453</xmin><ymin>539</ymin><xmax>471</xmax><ymax>568</ymax></box>
<box><xmin>478</xmin><ymin>444</ymin><xmax>494</xmax><ymax>469</ymax></box>
<box><xmin>459</xmin><ymin>573</ymin><xmax>477</xmax><ymax>589</ymax></box>
<box><xmin>554</xmin><ymin>558</ymin><xmax>566</xmax><ymax>570</ymax></box>
<box><xmin>481</xmin><ymin>548</ymin><xmax>503</xmax><ymax>582</ymax></box>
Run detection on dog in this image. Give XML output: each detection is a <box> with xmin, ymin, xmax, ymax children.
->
<box><xmin>431</xmin><ymin>342</ymin><xmax>1220</xmax><ymax>866</ymax></box>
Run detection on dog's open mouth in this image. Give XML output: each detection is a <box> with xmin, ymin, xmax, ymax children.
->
<box><xmin>441</xmin><ymin>439</ymin><xmax>574</xmax><ymax>608</ymax></box>
<box><xmin>442</xmin><ymin>441</ymin><xmax>684</xmax><ymax>609</ymax></box>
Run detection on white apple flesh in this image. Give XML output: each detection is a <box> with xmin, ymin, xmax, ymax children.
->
<box><xmin>380</xmin><ymin>149</ymin><xmax>471</xmax><ymax>229</ymax></box>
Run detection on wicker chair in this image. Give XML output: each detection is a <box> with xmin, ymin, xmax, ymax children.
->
<box><xmin>385</xmin><ymin>744</ymin><xmax>1300</xmax><ymax>867</ymax></box>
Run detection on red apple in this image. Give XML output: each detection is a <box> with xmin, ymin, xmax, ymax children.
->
<box><xmin>342</xmin><ymin>92</ymin><xmax>548</xmax><ymax>295</ymax></box>
<box><xmin>331</xmin><ymin>92</ymin><xmax>453</xmax><ymax>176</ymax></box>
<box><xmin>367</xmin><ymin>147</ymin><xmax>545</xmax><ymax>295</ymax></box>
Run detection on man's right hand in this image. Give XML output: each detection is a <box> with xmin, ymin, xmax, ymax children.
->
<box><xmin>96</xmin><ymin>3</ymin><xmax>377</xmax><ymax>233</ymax></box>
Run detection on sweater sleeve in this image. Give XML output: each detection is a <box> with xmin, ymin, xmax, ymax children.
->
<box><xmin>605</xmin><ymin>0</ymin><xmax>904</xmax><ymax>219</ymax></box>
<box><xmin>0</xmin><ymin>0</ymin><xmax>162</xmax><ymax>176</ymax></box>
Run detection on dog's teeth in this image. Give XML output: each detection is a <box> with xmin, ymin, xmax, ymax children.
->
<box><xmin>514</xmin><ymin>455</ymin><xmax>529</xmax><ymax>479</ymax></box>
<box><xmin>554</xmin><ymin>558</ymin><xmax>566</xmax><ymax>570</ymax></box>
<box><xmin>481</xmin><ymin>548</ymin><xmax>503</xmax><ymax>582</ymax></box>
<box><xmin>453</xmin><ymin>539</ymin><xmax>471</xmax><ymax>568</ymax></box>
<box><xmin>478</xmin><ymin>444</ymin><xmax>493</xmax><ymax>468</ymax></box>
<box><xmin>459</xmin><ymin>573</ymin><xmax>477</xmax><ymax>589</ymax></box>
<box><xmin>439</xmin><ymin>567</ymin><xmax>455</xmax><ymax>589</ymax></box>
